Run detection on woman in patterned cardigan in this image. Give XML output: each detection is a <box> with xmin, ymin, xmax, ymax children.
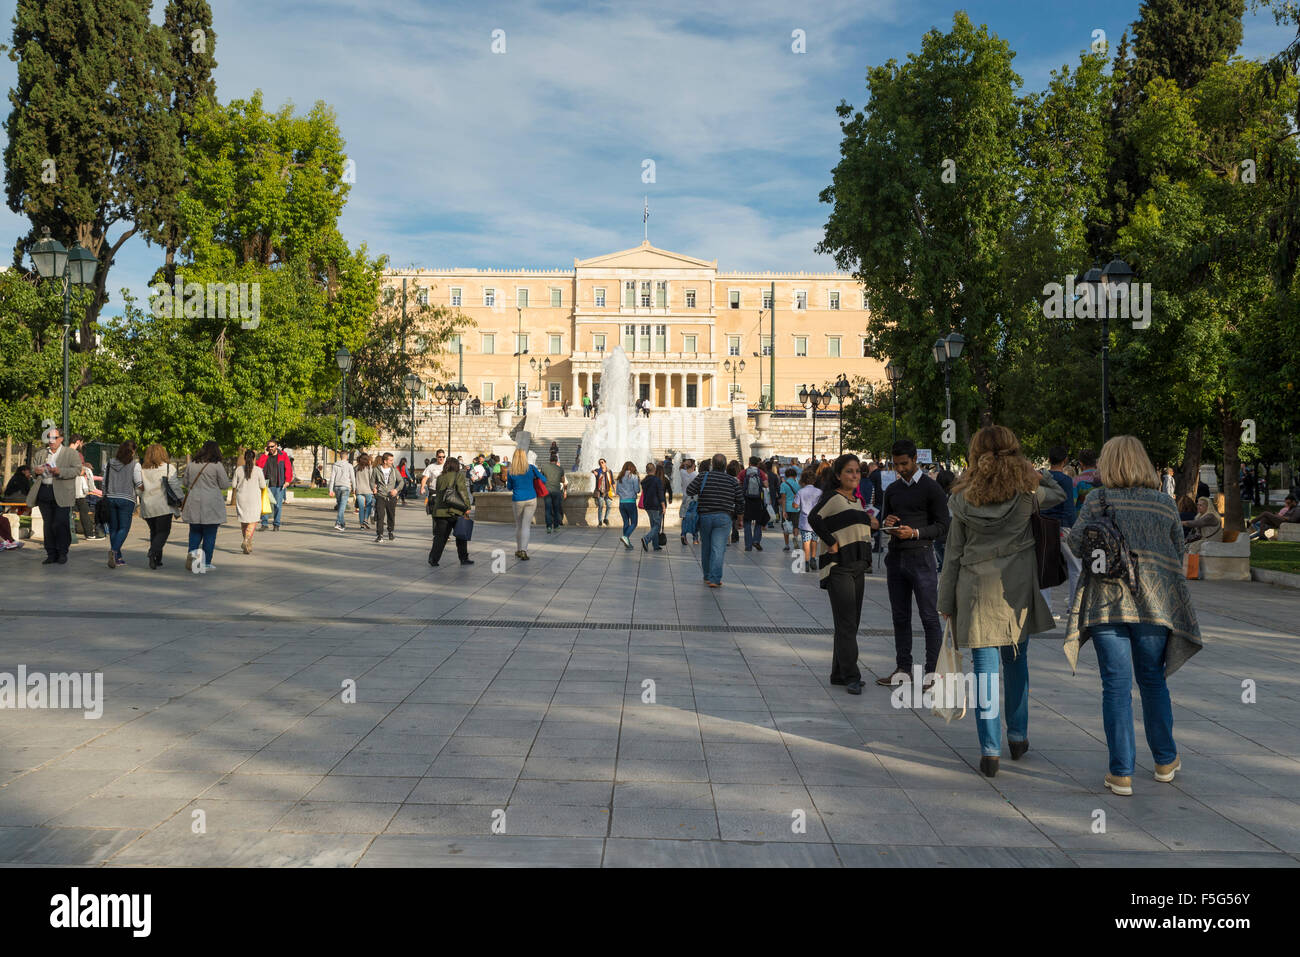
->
<box><xmin>1066</xmin><ymin>435</ymin><xmax>1202</xmax><ymax>797</ymax></box>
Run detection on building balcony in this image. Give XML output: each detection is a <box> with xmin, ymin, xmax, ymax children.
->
<box><xmin>569</xmin><ymin>351</ymin><xmax>717</xmax><ymax>364</ymax></box>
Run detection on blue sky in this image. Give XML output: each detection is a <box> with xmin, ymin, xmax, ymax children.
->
<box><xmin>0</xmin><ymin>0</ymin><xmax>1294</xmax><ymax>316</ymax></box>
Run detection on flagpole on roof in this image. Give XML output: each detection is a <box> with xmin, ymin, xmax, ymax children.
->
<box><xmin>643</xmin><ymin>195</ymin><xmax>648</xmax><ymax>244</ymax></box>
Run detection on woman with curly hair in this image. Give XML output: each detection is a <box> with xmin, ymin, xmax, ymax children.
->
<box><xmin>938</xmin><ymin>425</ymin><xmax>1064</xmax><ymax>778</ymax></box>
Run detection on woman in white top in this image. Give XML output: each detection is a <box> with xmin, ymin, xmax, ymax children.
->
<box><xmin>329</xmin><ymin>452</ymin><xmax>356</xmax><ymax>531</ymax></box>
<box><xmin>677</xmin><ymin>460</ymin><xmax>698</xmax><ymax>546</ymax></box>
<box><xmin>794</xmin><ymin>467</ymin><xmax>824</xmax><ymax>572</ymax></box>
<box><xmin>232</xmin><ymin>449</ymin><xmax>269</xmax><ymax>554</ymax></box>
<box><xmin>140</xmin><ymin>443</ymin><xmax>181</xmax><ymax>569</ymax></box>
<box><xmin>74</xmin><ymin>458</ymin><xmax>99</xmax><ymax>540</ymax></box>
<box><xmin>181</xmin><ymin>441</ymin><xmax>232</xmax><ymax>572</ymax></box>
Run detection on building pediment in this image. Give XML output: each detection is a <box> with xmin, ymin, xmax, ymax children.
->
<box><xmin>575</xmin><ymin>241</ymin><xmax>716</xmax><ymax>271</ymax></box>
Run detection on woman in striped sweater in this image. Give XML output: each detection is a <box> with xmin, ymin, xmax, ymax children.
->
<box><xmin>809</xmin><ymin>454</ymin><xmax>880</xmax><ymax>695</ymax></box>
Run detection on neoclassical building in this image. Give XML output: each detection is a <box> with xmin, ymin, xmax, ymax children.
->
<box><xmin>385</xmin><ymin>241</ymin><xmax>883</xmax><ymax>411</ymax></box>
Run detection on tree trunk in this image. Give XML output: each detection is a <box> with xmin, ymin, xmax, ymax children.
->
<box><xmin>1220</xmin><ymin>399</ymin><xmax>1242</xmax><ymax>532</ymax></box>
<box><xmin>2</xmin><ymin>435</ymin><xmax>10</xmax><ymax>496</ymax></box>
<box><xmin>1176</xmin><ymin>425</ymin><xmax>1203</xmax><ymax>500</ymax></box>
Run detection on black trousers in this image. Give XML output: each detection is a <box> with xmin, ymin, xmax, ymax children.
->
<box><xmin>36</xmin><ymin>485</ymin><xmax>70</xmax><ymax>559</ymax></box>
<box><xmin>827</xmin><ymin>560</ymin><xmax>866</xmax><ymax>683</ymax></box>
<box><xmin>146</xmin><ymin>514</ymin><xmax>173</xmax><ymax>563</ymax></box>
<box><xmin>374</xmin><ymin>495</ymin><xmax>396</xmax><ymax>538</ymax></box>
<box><xmin>75</xmin><ymin>496</ymin><xmax>94</xmax><ymax>537</ymax></box>
<box><xmin>885</xmin><ymin>546</ymin><xmax>943</xmax><ymax>673</ymax></box>
<box><xmin>429</xmin><ymin>516</ymin><xmax>468</xmax><ymax>564</ymax></box>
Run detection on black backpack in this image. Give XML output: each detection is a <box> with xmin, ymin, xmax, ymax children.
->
<box><xmin>1079</xmin><ymin>488</ymin><xmax>1138</xmax><ymax>593</ymax></box>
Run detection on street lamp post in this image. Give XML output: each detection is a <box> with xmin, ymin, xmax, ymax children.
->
<box><xmin>432</xmin><ymin>383</ymin><xmax>470</xmax><ymax>461</ymax></box>
<box><xmin>530</xmin><ymin>356</ymin><xmax>551</xmax><ymax>396</ymax></box>
<box><xmin>403</xmin><ymin>373</ymin><xmax>422</xmax><ymax>477</ymax></box>
<box><xmin>724</xmin><ymin>358</ymin><xmax>746</xmax><ymax>404</ymax></box>
<box><xmin>336</xmin><ymin>346</ymin><xmax>352</xmax><ymax>449</ymax></box>
<box><xmin>931</xmin><ymin>332</ymin><xmax>966</xmax><ymax>471</ymax></box>
<box><xmin>29</xmin><ymin>226</ymin><xmax>98</xmax><ymax>441</ymax></box>
<box><xmin>1079</xmin><ymin>258</ymin><xmax>1134</xmax><ymax>444</ymax></box>
<box><xmin>832</xmin><ymin>375</ymin><xmax>851</xmax><ymax>454</ymax></box>
<box><xmin>885</xmin><ymin>359</ymin><xmax>903</xmax><ymax>447</ymax></box>
<box><xmin>799</xmin><ymin>385</ymin><xmax>831</xmax><ymax>461</ymax></box>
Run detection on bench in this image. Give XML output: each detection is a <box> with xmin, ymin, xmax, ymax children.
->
<box><xmin>0</xmin><ymin>501</ymin><xmax>33</xmax><ymax>541</ymax></box>
<box><xmin>1278</xmin><ymin>524</ymin><xmax>1300</xmax><ymax>543</ymax></box>
<box><xmin>1199</xmin><ymin>530</ymin><xmax>1251</xmax><ymax>581</ymax></box>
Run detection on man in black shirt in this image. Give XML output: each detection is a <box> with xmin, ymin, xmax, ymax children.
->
<box><xmin>876</xmin><ymin>439</ymin><xmax>951</xmax><ymax>689</ymax></box>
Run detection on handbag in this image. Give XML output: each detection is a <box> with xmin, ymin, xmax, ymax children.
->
<box><xmin>781</xmin><ymin>518</ymin><xmax>794</xmax><ymax>534</ymax></box>
<box><xmin>930</xmin><ymin>619</ymin><xmax>967</xmax><ymax>723</ymax></box>
<box><xmin>1030</xmin><ymin>494</ymin><xmax>1068</xmax><ymax>588</ymax></box>
<box><xmin>658</xmin><ymin>531</ymin><xmax>667</xmax><ymax>547</ymax></box>
<box><xmin>453</xmin><ymin>514</ymin><xmax>474</xmax><ymax>541</ymax></box>
<box><xmin>162</xmin><ymin>466</ymin><xmax>185</xmax><ymax>508</ymax></box>
<box><xmin>533</xmin><ymin>468</ymin><xmax>549</xmax><ymax>498</ymax></box>
<box><xmin>259</xmin><ymin>484</ymin><xmax>271</xmax><ymax>515</ymax></box>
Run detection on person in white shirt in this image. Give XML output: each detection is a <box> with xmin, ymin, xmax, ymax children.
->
<box><xmin>419</xmin><ymin>449</ymin><xmax>447</xmax><ymax>496</ymax></box>
<box><xmin>794</xmin><ymin>467</ymin><xmax>824</xmax><ymax>572</ymax></box>
<box><xmin>329</xmin><ymin>452</ymin><xmax>357</xmax><ymax>530</ymax></box>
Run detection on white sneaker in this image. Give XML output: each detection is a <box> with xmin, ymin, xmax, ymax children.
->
<box><xmin>334</xmin><ymin>524</ymin><xmax>345</xmax><ymax>531</ymax></box>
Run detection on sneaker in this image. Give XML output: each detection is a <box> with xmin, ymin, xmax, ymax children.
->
<box><xmin>875</xmin><ymin>668</ymin><xmax>908</xmax><ymax>687</ymax></box>
<box><xmin>1154</xmin><ymin>757</ymin><xmax>1181</xmax><ymax>782</ymax></box>
<box><xmin>782</xmin><ymin>545</ymin><xmax>790</xmax><ymax>551</ymax></box>
<box><xmin>116</xmin><ymin>555</ymin><xmax>126</xmax><ymax>566</ymax></box>
<box><xmin>0</xmin><ymin>540</ymin><xmax>22</xmax><ymax>551</ymax></box>
<box><xmin>374</xmin><ymin>537</ymin><xmax>383</xmax><ymax>544</ymax></box>
<box><xmin>334</xmin><ymin>524</ymin><xmax>345</xmax><ymax>532</ymax></box>
<box><xmin>360</xmin><ymin>522</ymin><xmax>370</xmax><ymax>530</ymax></box>
<box><xmin>1104</xmin><ymin>773</ymin><xmax>1133</xmax><ymax>796</ymax></box>
<box><xmin>642</xmin><ymin>539</ymin><xmax>649</xmax><ymax>551</ymax></box>
<box><xmin>520</xmin><ymin>551</ymin><xmax>530</xmax><ymax>560</ymax></box>
<box><xmin>619</xmin><ymin>535</ymin><xmax>629</xmax><ymax>547</ymax></box>
<box><xmin>388</xmin><ymin>534</ymin><xmax>395</xmax><ymax>542</ymax></box>
<box><xmin>460</xmin><ymin>559</ymin><xmax>475</xmax><ymax>565</ymax></box>
<box><xmin>754</xmin><ymin>542</ymin><xmax>763</xmax><ymax>551</ymax></box>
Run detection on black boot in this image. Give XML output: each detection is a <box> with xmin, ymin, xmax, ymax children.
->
<box><xmin>980</xmin><ymin>756</ymin><xmax>999</xmax><ymax>778</ymax></box>
<box><xmin>1009</xmin><ymin>739</ymin><xmax>1029</xmax><ymax>761</ymax></box>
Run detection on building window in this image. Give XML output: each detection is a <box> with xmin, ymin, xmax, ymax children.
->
<box><xmin>640</xmin><ymin>281</ymin><xmax>651</xmax><ymax>308</ymax></box>
<box><xmin>685</xmin><ymin>289</ymin><xmax>696</xmax><ymax>308</ymax></box>
<box><xmin>481</xmin><ymin>333</ymin><xmax>495</xmax><ymax>354</ymax></box>
<box><xmin>516</xmin><ymin>333</ymin><xmax>529</xmax><ymax>355</ymax></box>
<box><xmin>760</xmin><ymin>335</ymin><xmax>772</xmax><ymax>357</ymax></box>
<box><xmin>417</xmin><ymin>287</ymin><xmax>429</xmax><ymax>306</ymax></box>
<box><xmin>829</xmin><ymin>291</ymin><xmax>840</xmax><ymax>310</ymax></box>
<box><xmin>729</xmin><ymin>289</ymin><xmax>741</xmax><ymax>310</ymax></box>
<box><xmin>549</xmin><ymin>334</ymin><xmax>562</xmax><ymax>354</ymax></box>
<box><xmin>449</xmin><ymin>334</ymin><xmax>461</xmax><ymax>353</ymax></box>
<box><xmin>484</xmin><ymin>288</ymin><xmax>496</xmax><ymax>307</ymax></box>
<box><xmin>450</xmin><ymin>287</ymin><xmax>462</xmax><ymax>307</ymax></box>
<box><xmin>794</xmin><ymin>336</ymin><xmax>807</xmax><ymax>357</ymax></box>
<box><xmin>594</xmin><ymin>333</ymin><xmax>606</xmax><ymax>352</ymax></box>
<box><xmin>861</xmin><ymin>338</ymin><xmax>871</xmax><ymax>358</ymax></box>
<box><xmin>795</xmin><ymin>290</ymin><xmax>807</xmax><ymax>310</ymax></box>
<box><xmin>863</xmin><ymin>292</ymin><xmax>869</xmax><ymax>310</ymax></box>
<box><xmin>762</xmin><ymin>383</ymin><xmax>773</xmax><ymax>405</ymax></box>
<box><xmin>729</xmin><ymin>383</ymin><xmax>742</xmax><ymax>401</ymax></box>
<box><xmin>762</xmin><ymin>290</ymin><xmax>772</xmax><ymax>309</ymax></box>
<box><xmin>594</xmin><ymin>287</ymin><xmax>606</xmax><ymax>307</ymax></box>
<box><xmin>482</xmin><ymin>380</ymin><xmax>495</xmax><ymax>402</ymax></box>
<box><xmin>623</xmin><ymin>324</ymin><xmax>636</xmax><ymax>352</ymax></box>
<box><xmin>655</xmin><ymin>281</ymin><xmax>667</xmax><ymax>308</ymax></box>
<box><xmin>728</xmin><ymin>335</ymin><xmax>741</xmax><ymax>356</ymax></box>
<box><xmin>383</xmin><ymin>287</ymin><xmax>396</xmax><ymax>305</ymax></box>
<box><xmin>639</xmin><ymin>324</ymin><xmax>651</xmax><ymax>352</ymax></box>
<box><xmin>654</xmin><ymin>324</ymin><xmax>666</xmax><ymax>352</ymax></box>
<box><xmin>828</xmin><ymin>336</ymin><xmax>841</xmax><ymax>358</ymax></box>
<box><xmin>551</xmin><ymin>288</ymin><xmax>561</xmax><ymax>307</ymax></box>
<box><xmin>517</xmin><ymin>382</ymin><xmax>528</xmax><ymax>406</ymax></box>
<box><xmin>624</xmin><ymin>281</ymin><xmax>636</xmax><ymax>308</ymax></box>
<box><xmin>517</xmin><ymin>288</ymin><xmax>529</xmax><ymax>308</ymax></box>
<box><xmin>683</xmin><ymin>334</ymin><xmax>697</xmax><ymax>354</ymax></box>
<box><xmin>549</xmin><ymin>382</ymin><xmax>561</xmax><ymax>402</ymax></box>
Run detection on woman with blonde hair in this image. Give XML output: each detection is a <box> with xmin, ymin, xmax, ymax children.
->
<box><xmin>140</xmin><ymin>444</ymin><xmax>180</xmax><ymax>569</ymax></box>
<box><xmin>505</xmin><ymin>447</ymin><xmax>545</xmax><ymax>559</ymax></box>
<box><xmin>938</xmin><ymin>425</ymin><xmax>1065</xmax><ymax>777</ymax></box>
<box><xmin>1066</xmin><ymin>435</ymin><xmax>1201</xmax><ymax>796</ymax></box>
<box><xmin>1182</xmin><ymin>496</ymin><xmax>1222</xmax><ymax>552</ymax></box>
<box><xmin>615</xmin><ymin>461</ymin><xmax>640</xmax><ymax>548</ymax></box>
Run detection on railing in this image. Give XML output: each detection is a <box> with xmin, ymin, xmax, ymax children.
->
<box><xmin>569</xmin><ymin>351</ymin><xmax>717</xmax><ymax>362</ymax></box>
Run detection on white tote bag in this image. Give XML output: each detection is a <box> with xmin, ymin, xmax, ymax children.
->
<box><xmin>931</xmin><ymin>619</ymin><xmax>967</xmax><ymax>723</ymax></box>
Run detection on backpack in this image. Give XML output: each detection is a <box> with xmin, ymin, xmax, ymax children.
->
<box><xmin>1078</xmin><ymin>488</ymin><xmax>1139</xmax><ymax>593</ymax></box>
<box><xmin>744</xmin><ymin>468</ymin><xmax>764</xmax><ymax>499</ymax></box>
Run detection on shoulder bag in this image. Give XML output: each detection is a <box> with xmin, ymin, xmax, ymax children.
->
<box><xmin>532</xmin><ymin>467</ymin><xmax>549</xmax><ymax>498</ymax></box>
<box><xmin>1029</xmin><ymin>493</ymin><xmax>1068</xmax><ymax>588</ymax></box>
<box><xmin>1078</xmin><ymin>487</ymin><xmax>1139</xmax><ymax>592</ymax></box>
<box><xmin>162</xmin><ymin>465</ymin><xmax>185</xmax><ymax>508</ymax></box>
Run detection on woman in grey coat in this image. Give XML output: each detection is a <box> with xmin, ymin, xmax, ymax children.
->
<box><xmin>181</xmin><ymin>441</ymin><xmax>231</xmax><ymax>572</ymax></box>
<box><xmin>938</xmin><ymin>425</ymin><xmax>1065</xmax><ymax>778</ymax></box>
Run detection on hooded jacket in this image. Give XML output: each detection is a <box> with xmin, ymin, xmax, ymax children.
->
<box><xmin>937</xmin><ymin>473</ymin><xmax>1065</xmax><ymax>650</ymax></box>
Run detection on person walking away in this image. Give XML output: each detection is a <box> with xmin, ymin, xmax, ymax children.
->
<box><xmin>795</xmin><ymin>468</ymin><xmax>822</xmax><ymax>571</ymax></box>
<box><xmin>678</xmin><ymin>459</ymin><xmax>699</xmax><ymax>545</ymax></box>
<box><xmin>255</xmin><ymin>440</ymin><xmax>293</xmax><ymax>531</ymax></box>
<box><xmin>74</xmin><ymin>455</ymin><xmax>98</xmax><ymax>540</ymax></box>
<box><xmin>938</xmin><ymin>426</ymin><xmax>1065</xmax><ymax>777</ymax></box>
<box><xmin>1065</xmin><ymin>435</ymin><xmax>1201</xmax><ymax>796</ymax></box>
<box><xmin>397</xmin><ymin>457</ymin><xmax>411</xmax><ymax>505</ymax></box>
<box><xmin>740</xmin><ymin>457</ymin><xmax>769</xmax><ymax>551</ymax></box>
<box><xmin>809</xmin><ymin>454</ymin><xmax>880</xmax><ymax>695</ymax></box>
<box><xmin>661</xmin><ymin>455</ymin><xmax>674</xmax><ymax>506</ymax></box>
<box><xmin>353</xmin><ymin>453</ymin><xmax>375</xmax><ymax>530</ymax></box>
<box><xmin>181</xmin><ymin>441</ymin><xmax>231</xmax><ymax>572</ymax></box>
<box><xmin>140</xmin><ymin>444</ymin><xmax>180</xmax><ymax>569</ymax></box>
<box><xmin>540</xmin><ymin>453</ymin><xmax>567</xmax><ymax>532</ymax></box>
<box><xmin>26</xmin><ymin>427</ymin><xmax>81</xmax><ymax>565</ymax></box>
<box><xmin>615</xmin><ymin>462</ymin><xmax>640</xmax><ymax>548</ymax></box>
<box><xmin>371</xmin><ymin>453</ymin><xmax>402</xmax><ymax>542</ymax></box>
<box><xmin>102</xmin><ymin>440</ymin><xmax>144</xmax><ymax>568</ymax></box>
<box><xmin>1039</xmin><ymin>445</ymin><xmax>1079</xmax><ymax>618</ymax></box>
<box><xmin>1074</xmin><ymin>449</ymin><xmax>1100</xmax><ymax>511</ymax></box>
<box><xmin>640</xmin><ymin>461</ymin><xmax>666</xmax><ymax>551</ymax></box>
<box><xmin>876</xmin><ymin>439</ymin><xmax>951</xmax><ymax>689</ymax></box>
<box><xmin>506</xmin><ymin>448</ymin><xmax>545</xmax><ymax>559</ymax></box>
<box><xmin>592</xmin><ymin>459</ymin><xmax>615</xmax><ymax>527</ymax></box>
<box><xmin>429</xmin><ymin>457</ymin><xmax>474</xmax><ymax>566</ymax></box>
<box><xmin>1161</xmin><ymin>467</ymin><xmax>1176</xmax><ymax>498</ymax></box>
<box><xmin>685</xmin><ymin>453</ymin><xmax>745</xmax><ymax>587</ymax></box>
<box><xmin>232</xmin><ymin>450</ymin><xmax>268</xmax><ymax>554</ymax></box>
<box><xmin>780</xmin><ymin>467</ymin><xmax>801</xmax><ymax>552</ymax></box>
<box><xmin>330</xmin><ymin>451</ymin><xmax>356</xmax><ymax>531</ymax></box>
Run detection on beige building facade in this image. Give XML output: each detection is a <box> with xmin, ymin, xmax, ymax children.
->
<box><xmin>386</xmin><ymin>241</ymin><xmax>883</xmax><ymax>411</ymax></box>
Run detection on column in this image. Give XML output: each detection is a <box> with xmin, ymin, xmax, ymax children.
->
<box><xmin>572</xmin><ymin>371</ymin><xmax>579</xmax><ymax>406</ymax></box>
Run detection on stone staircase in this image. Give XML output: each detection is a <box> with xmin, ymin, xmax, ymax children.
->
<box><xmin>525</xmin><ymin>411</ymin><xmax>741</xmax><ymax>466</ymax></box>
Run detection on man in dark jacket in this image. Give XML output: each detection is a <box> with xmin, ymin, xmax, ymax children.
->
<box><xmin>877</xmin><ymin>439</ymin><xmax>951</xmax><ymax>689</ymax></box>
<box><xmin>740</xmin><ymin>456</ymin><xmax>768</xmax><ymax>551</ymax></box>
<box><xmin>686</xmin><ymin>453</ymin><xmax>745</xmax><ymax>587</ymax></box>
<box><xmin>640</xmin><ymin>461</ymin><xmax>666</xmax><ymax>551</ymax></box>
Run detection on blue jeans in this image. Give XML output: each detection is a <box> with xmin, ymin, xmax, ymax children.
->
<box><xmin>334</xmin><ymin>487</ymin><xmax>351</xmax><ymax>526</ymax></box>
<box><xmin>699</xmin><ymin>512</ymin><xmax>731</xmax><ymax>584</ymax></box>
<box><xmin>260</xmin><ymin>486</ymin><xmax>286</xmax><ymax>528</ymax></box>
<box><xmin>356</xmin><ymin>493</ymin><xmax>374</xmax><ymax>525</ymax></box>
<box><xmin>545</xmin><ymin>493</ymin><xmax>565</xmax><ymax>528</ymax></box>
<box><xmin>187</xmin><ymin>523</ymin><xmax>219</xmax><ymax>565</ymax></box>
<box><xmin>595</xmin><ymin>495</ymin><xmax>612</xmax><ymax>524</ymax></box>
<box><xmin>106</xmin><ymin>498</ymin><xmax>135</xmax><ymax>558</ymax></box>
<box><xmin>744</xmin><ymin>517</ymin><xmax>763</xmax><ymax>548</ymax></box>
<box><xmin>1090</xmin><ymin>623</ymin><xmax>1177</xmax><ymax>776</ymax></box>
<box><xmin>970</xmin><ymin>638</ymin><xmax>1029</xmax><ymax>757</ymax></box>
<box><xmin>619</xmin><ymin>501</ymin><xmax>637</xmax><ymax>537</ymax></box>
<box><xmin>641</xmin><ymin>508</ymin><xmax>663</xmax><ymax>549</ymax></box>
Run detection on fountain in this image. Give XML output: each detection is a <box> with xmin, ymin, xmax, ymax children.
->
<box><xmin>577</xmin><ymin>345</ymin><xmax>651</xmax><ymax>475</ymax></box>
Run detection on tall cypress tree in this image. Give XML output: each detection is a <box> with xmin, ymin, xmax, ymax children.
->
<box><xmin>4</xmin><ymin>0</ymin><xmax>182</xmax><ymax>348</ymax></box>
<box><xmin>159</xmin><ymin>0</ymin><xmax>218</xmax><ymax>279</ymax></box>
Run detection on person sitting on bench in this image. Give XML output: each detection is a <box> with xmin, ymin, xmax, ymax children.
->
<box><xmin>1250</xmin><ymin>495</ymin><xmax>1300</xmax><ymax>539</ymax></box>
